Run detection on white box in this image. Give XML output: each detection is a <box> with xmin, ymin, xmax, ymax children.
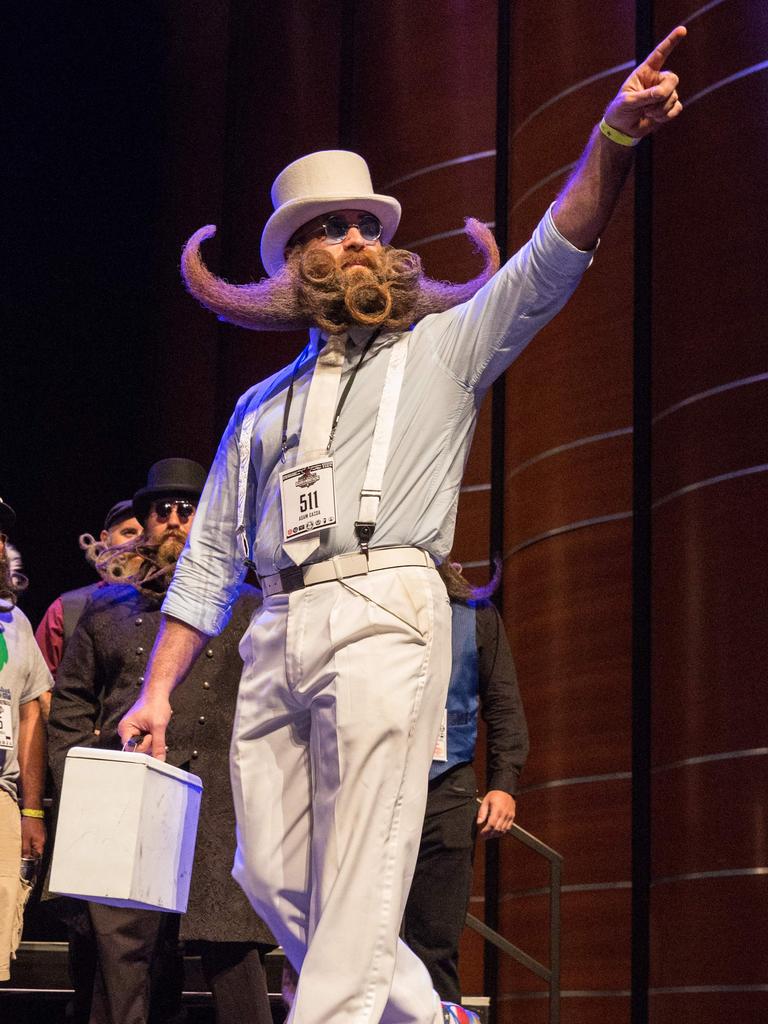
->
<box><xmin>50</xmin><ymin>747</ymin><xmax>203</xmax><ymax>912</ymax></box>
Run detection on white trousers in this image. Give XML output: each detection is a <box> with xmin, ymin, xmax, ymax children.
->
<box><xmin>230</xmin><ymin>564</ymin><xmax>451</xmax><ymax>1024</ymax></box>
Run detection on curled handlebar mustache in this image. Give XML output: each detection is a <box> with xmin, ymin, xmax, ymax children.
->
<box><xmin>180</xmin><ymin>219</ymin><xmax>500</xmax><ymax>334</ymax></box>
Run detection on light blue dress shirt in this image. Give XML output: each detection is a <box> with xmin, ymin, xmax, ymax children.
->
<box><xmin>164</xmin><ymin>208</ymin><xmax>593</xmax><ymax>636</ymax></box>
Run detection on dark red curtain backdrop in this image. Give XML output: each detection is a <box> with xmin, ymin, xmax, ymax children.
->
<box><xmin>6</xmin><ymin>3</ymin><xmax>766</xmax><ymax>1021</ymax></box>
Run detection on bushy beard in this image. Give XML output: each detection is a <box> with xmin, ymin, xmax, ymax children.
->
<box><xmin>80</xmin><ymin>532</ymin><xmax>142</xmax><ymax>583</ymax></box>
<box><xmin>0</xmin><ymin>544</ymin><xmax>28</xmax><ymax>609</ymax></box>
<box><xmin>95</xmin><ymin>529</ymin><xmax>186</xmax><ymax>598</ymax></box>
<box><xmin>180</xmin><ymin>219</ymin><xmax>500</xmax><ymax>335</ymax></box>
<box><xmin>155</xmin><ymin>530</ymin><xmax>186</xmax><ymax>568</ymax></box>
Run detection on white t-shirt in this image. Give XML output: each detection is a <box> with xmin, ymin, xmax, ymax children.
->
<box><xmin>0</xmin><ymin>603</ymin><xmax>53</xmax><ymax>802</ymax></box>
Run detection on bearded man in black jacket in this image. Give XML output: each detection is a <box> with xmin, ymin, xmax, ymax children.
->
<box><xmin>48</xmin><ymin>459</ymin><xmax>273</xmax><ymax>1024</ymax></box>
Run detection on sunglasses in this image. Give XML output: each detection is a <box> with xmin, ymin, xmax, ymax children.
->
<box><xmin>323</xmin><ymin>213</ymin><xmax>382</xmax><ymax>244</ymax></box>
<box><xmin>150</xmin><ymin>499</ymin><xmax>196</xmax><ymax>523</ymax></box>
<box><xmin>304</xmin><ymin>213</ymin><xmax>383</xmax><ymax>246</ymax></box>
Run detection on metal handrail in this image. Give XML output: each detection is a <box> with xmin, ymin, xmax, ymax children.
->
<box><xmin>465</xmin><ymin>821</ymin><xmax>562</xmax><ymax>1024</ymax></box>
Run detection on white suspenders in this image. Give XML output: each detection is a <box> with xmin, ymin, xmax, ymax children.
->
<box><xmin>236</xmin><ymin>332</ymin><xmax>410</xmax><ymax>567</ymax></box>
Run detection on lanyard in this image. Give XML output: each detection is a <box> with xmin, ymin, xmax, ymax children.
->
<box><xmin>280</xmin><ymin>328</ymin><xmax>381</xmax><ymax>462</ymax></box>
<box><xmin>237</xmin><ymin>326</ymin><xmax>389</xmax><ymax>566</ymax></box>
<box><xmin>279</xmin><ymin>346</ymin><xmax>311</xmax><ymax>462</ymax></box>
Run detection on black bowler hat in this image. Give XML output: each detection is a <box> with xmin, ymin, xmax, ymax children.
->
<box><xmin>103</xmin><ymin>500</ymin><xmax>135</xmax><ymax>533</ymax></box>
<box><xmin>0</xmin><ymin>498</ymin><xmax>16</xmax><ymax>534</ymax></box>
<box><xmin>132</xmin><ymin>459</ymin><xmax>207</xmax><ymax>525</ymax></box>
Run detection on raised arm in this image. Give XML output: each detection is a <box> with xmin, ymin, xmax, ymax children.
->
<box><xmin>117</xmin><ymin>615</ymin><xmax>208</xmax><ymax>760</ymax></box>
<box><xmin>552</xmin><ymin>25</ymin><xmax>686</xmax><ymax>251</ymax></box>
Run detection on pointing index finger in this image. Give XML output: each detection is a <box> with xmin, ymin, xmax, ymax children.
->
<box><xmin>644</xmin><ymin>25</ymin><xmax>687</xmax><ymax>72</ymax></box>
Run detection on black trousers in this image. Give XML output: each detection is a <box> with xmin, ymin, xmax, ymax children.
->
<box><xmin>66</xmin><ymin>922</ymin><xmax>98</xmax><ymax>1024</ymax></box>
<box><xmin>402</xmin><ymin>763</ymin><xmax>478</xmax><ymax>1003</ymax></box>
<box><xmin>87</xmin><ymin>902</ymin><xmax>272</xmax><ymax>1024</ymax></box>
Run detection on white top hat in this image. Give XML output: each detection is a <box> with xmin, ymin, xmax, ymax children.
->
<box><xmin>260</xmin><ymin>150</ymin><xmax>402</xmax><ymax>277</ymax></box>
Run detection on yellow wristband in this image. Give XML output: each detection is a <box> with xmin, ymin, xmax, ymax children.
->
<box><xmin>21</xmin><ymin>808</ymin><xmax>45</xmax><ymax>819</ymax></box>
<box><xmin>599</xmin><ymin>118</ymin><xmax>640</xmax><ymax>147</ymax></box>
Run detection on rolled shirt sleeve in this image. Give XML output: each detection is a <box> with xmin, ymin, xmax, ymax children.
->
<box><xmin>429</xmin><ymin>205</ymin><xmax>595</xmax><ymax>395</ymax></box>
<box><xmin>162</xmin><ymin>405</ymin><xmax>249</xmax><ymax>637</ymax></box>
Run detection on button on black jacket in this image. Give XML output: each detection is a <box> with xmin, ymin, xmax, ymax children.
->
<box><xmin>47</xmin><ymin>582</ymin><xmax>272</xmax><ymax>943</ymax></box>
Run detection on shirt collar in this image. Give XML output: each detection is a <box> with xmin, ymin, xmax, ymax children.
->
<box><xmin>314</xmin><ymin>326</ymin><xmax>379</xmax><ymax>353</ymax></box>
<box><xmin>348</xmin><ymin>326</ymin><xmax>375</xmax><ymax>349</ymax></box>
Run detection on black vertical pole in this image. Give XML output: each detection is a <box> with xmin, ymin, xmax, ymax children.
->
<box><xmin>338</xmin><ymin>0</ymin><xmax>356</xmax><ymax>148</ymax></box>
<box><xmin>632</xmin><ymin>3</ymin><xmax>654</xmax><ymax>1023</ymax></box>
<box><xmin>490</xmin><ymin>6</ymin><xmax>511</xmax><ymax>640</ymax></box>
<box><xmin>485</xmin><ymin>1</ymin><xmax>511</xmax><ymax>1018</ymax></box>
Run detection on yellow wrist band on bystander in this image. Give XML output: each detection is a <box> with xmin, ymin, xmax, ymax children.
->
<box><xmin>599</xmin><ymin>118</ymin><xmax>641</xmax><ymax>147</ymax></box>
<box><xmin>21</xmin><ymin>808</ymin><xmax>45</xmax><ymax>819</ymax></box>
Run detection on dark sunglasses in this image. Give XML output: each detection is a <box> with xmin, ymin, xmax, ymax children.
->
<box><xmin>150</xmin><ymin>499</ymin><xmax>196</xmax><ymax>523</ymax></box>
<box><xmin>321</xmin><ymin>213</ymin><xmax>382</xmax><ymax>244</ymax></box>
